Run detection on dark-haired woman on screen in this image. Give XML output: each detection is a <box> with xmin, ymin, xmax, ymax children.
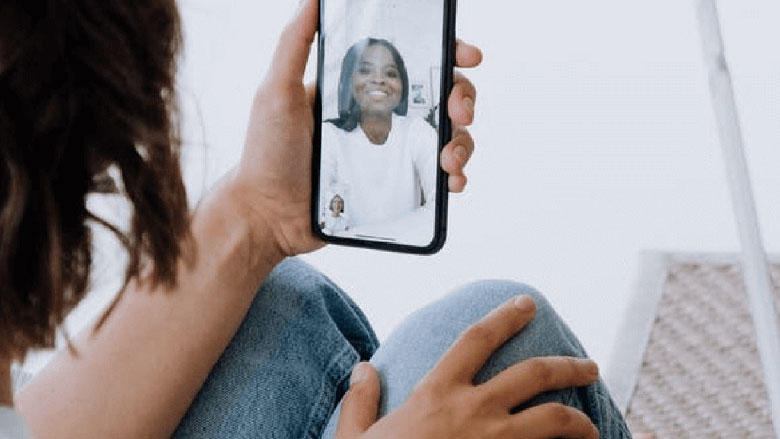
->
<box><xmin>320</xmin><ymin>38</ymin><xmax>437</xmax><ymax>242</ymax></box>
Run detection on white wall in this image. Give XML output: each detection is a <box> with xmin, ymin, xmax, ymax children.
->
<box><xmin>171</xmin><ymin>0</ymin><xmax>780</xmax><ymax>375</ymax></box>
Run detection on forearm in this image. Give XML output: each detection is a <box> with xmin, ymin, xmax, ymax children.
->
<box><xmin>17</xmin><ymin>173</ymin><xmax>284</xmax><ymax>438</ymax></box>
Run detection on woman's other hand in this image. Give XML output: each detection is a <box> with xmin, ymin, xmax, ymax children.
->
<box><xmin>232</xmin><ymin>0</ymin><xmax>483</xmax><ymax>257</ymax></box>
<box><xmin>336</xmin><ymin>296</ymin><xmax>601</xmax><ymax>439</ymax></box>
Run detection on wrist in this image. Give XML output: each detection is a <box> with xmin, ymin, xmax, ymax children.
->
<box><xmin>215</xmin><ymin>171</ymin><xmax>287</xmax><ymax>269</ymax></box>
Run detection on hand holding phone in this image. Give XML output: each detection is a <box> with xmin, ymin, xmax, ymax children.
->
<box><xmin>234</xmin><ymin>0</ymin><xmax>479</xmax><ymax>258</ymax></box>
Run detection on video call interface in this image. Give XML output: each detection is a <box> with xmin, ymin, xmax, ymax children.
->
<box><xmin>318</xmin><ymin>0</ymin><xmax>445</xmax><ymax>247</ymax></box>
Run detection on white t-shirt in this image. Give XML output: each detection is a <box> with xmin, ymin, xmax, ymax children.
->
<box><xmin>0</xmin><ymin>407</ymin><xmax>30</xmax><ymax>439</ymax></box>
<box><xmin>323</xmin><ymin>213</ymin><xmax>349</xmax><ymax>235</ymax></box>
<box><xmin>320</xmin><ymin>114</ymin><xmax>438</xmax><ymax>229</ymax></box>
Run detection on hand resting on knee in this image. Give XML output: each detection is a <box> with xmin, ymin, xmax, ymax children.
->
<box><xmin>336</xmin><ymin>295</ymin><xmax>601</xmax><ymax>439</ymax></box>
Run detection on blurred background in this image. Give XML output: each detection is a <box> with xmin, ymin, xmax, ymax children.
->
<box><xmin>24</xmin><ymin>0</ymin><xmax>780</xmax><ymax>387</ymax></box>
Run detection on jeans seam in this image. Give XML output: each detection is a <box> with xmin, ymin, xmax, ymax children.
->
<box><xmin>350</xmin><ymin>340</ymin><xmax>379</xmax><ymax>359</ymax></box>
<box><xmin>593</xmin><ymin>388</ymin><xmax>633</xmax><ymax>438</ymax></box>
<box><xmin>303</xmin><ymin>343</ymin><xmax>358</xmax><ymax>439</ymax></box>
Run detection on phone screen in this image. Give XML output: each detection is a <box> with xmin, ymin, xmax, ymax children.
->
<box><xmin>314</xmin><ymin>0</ymin><xmax>452</xmax><ymax>252</ymax></box>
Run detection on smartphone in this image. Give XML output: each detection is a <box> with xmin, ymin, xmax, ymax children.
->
<box><xmin>312</xmin><ymin>0</ymin><xmax>457</xmax><ymax>254</ymax></box>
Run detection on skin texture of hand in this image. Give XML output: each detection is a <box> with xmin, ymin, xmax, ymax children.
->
<box><xmin>232</xmin><ymin>0</ymin><xmax>482</xmax><ymax>258</ymax></box>
<box><xmin>336</xmin><ymin>296</ymin><xmax>601</xmax><ymax>439</ymax></box>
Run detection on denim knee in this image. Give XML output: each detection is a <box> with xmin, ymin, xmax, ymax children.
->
<box><xmin>456</xmin><ymin>281</ymin><xmax>630</xmax><ymax>437</ymax></box>
<box><xmin>323</xmin><ymin>279</ymin><xmax>631</xmax><ymax>439</ymax></box>
<box><xmin>174</xmin><ymin>258</ymin><xmax>378</xmax><ymax>438</ymax></box>
<box><xmin>364</xmin><ymin>280</ymin><xmax>580</xmax><ymax>412</ymax></box>
<box><xmin>453</xmin><ymin>280</ymin><xmax>589</xmax><ymax>382</ymax></box>
<box><xmin>390</xmin><ymin>279</ymin><xmax>588</xmax><ymax>382</ymax></box>
<box><xmin>401</xmin><ymin>279</ymin><xmax>629</xmax><ymax>437</ymax></box>
<box><xmin>247</xmin><ymin>258</ymin><xmax>379</xmax><ymax>361</ymax></box>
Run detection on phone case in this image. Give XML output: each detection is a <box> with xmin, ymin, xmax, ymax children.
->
<box><xmin>312</xmin><ymin>0</ymin><xmax>457</xmax><ymax>255</ymax></box>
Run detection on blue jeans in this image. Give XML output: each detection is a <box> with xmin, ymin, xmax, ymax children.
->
<box><xmin>173</xmin><ymin>259</ymin><xmax>631</xmax><ymax>438</ymax></box>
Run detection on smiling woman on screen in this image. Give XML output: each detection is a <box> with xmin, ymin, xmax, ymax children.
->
<box><xmin>321</xmin><ymin>38</ymin><xmax>438</xmax><ymax>233</ymax></box>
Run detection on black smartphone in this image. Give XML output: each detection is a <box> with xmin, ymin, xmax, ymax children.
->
<box><xmin>312</xmin><ymin>0</ymin><xmax>457</xmax><ymax>254</ymax></box>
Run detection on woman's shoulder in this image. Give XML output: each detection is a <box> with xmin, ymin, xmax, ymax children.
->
<box><xmin>321</xmin><ymin>120</ymin><xmax>343</xmax><ymax>138</ymax></box>
<box><xmin>394</xmin><ymin>114</ymin><xmax>437</xmax><ymax>144</ymax></box>
<box><xmin>321</xmin><ymin>121</ymin><xmax>351</xmax><ymax>151</ymax></box>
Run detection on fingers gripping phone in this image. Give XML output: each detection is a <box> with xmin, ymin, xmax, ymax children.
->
<box><xmin>312</xmin><ymin>0</ymin><xmax>457</xmax><ymax>254</ymax></box>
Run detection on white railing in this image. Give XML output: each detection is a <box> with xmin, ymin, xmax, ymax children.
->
<box><xmin>696</xmin><ymin>2</ymin><xmax>780</xmax><ymax>436</ymax></box>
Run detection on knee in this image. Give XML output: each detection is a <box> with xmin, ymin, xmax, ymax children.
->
<box><xmin>250</xmin><ymin>258</ymin><xmax>378</xmax><ymax>358</ymax></box>
<box><xmin>231</xmin><ymin>258</ymin><xmax>336</xmax><ymax>337</ymax></box>
<box><xmin>370</xmin><ymin>279</ymin><xmax>590</xmax><ymax>415</ymax></box>
<box><xmin>410</xmin><ymin>279</ymin><xmax>588</xmax><ymax>378</ymax></box>
<box><xmin>460</xmin><ymin>279</ymin><xmax>550</xmax><ymax>309</ymax></box>
<box><xmin>436</xmin><ymin>279</ymin><xmax>560</xmax><ymax>330</ymax></box>
<box><xmin>262</xmin><ymin>258</ymin><xmax>332</xmax><ymax>300</ymax></box>
<box><xmin>251</xmin><ymin>258</ymin><xmax>350</xmax><ymax>314</ymax></box>
<box><xmin>449</xmin><ymin>280</ymin><xmax>588</xmax><ymax>381</ymax></box>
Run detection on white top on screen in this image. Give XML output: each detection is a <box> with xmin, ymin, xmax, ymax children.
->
<box><xmin>320</xmin><ymin>114</ymin><xmax>438</xmax><ymax>239</ymax></box>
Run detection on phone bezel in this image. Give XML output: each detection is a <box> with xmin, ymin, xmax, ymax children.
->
<box><xmin>311</xmin><ymin>0</ymin><xmax>457</xmax><ymax>255</ymax></box>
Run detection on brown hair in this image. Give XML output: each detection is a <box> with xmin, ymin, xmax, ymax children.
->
<box><xmin>0</xmin><ymin>1</ymin><xmax>190</xmax><ymax>359</ymax></box>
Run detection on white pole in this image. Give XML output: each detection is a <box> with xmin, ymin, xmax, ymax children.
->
<box><xmin>696</xmin><ymin>1</ymin><xmax>780</xmax><ymax>436</ymax></box>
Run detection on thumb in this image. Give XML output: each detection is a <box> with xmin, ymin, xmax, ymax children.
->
<box><xmin>269</xmin><ymin>0</ymin><xmax>318</xmax><ymax>84</ymax></box>
<box><xmin>336</xmin><ymin>362</ymin><xmax>381</xmax><ymax>439</ymax></box>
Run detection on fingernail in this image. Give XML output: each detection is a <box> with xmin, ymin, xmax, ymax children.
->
<box><xmin>579</xmin><ymin>359</ymin><xmax>599</xmax><ymax>378</ymax></box>
<box><xmin>454</xmin><ymin>145</ymin><xmax>468</xmax><ymax>163</ymax></box>
<box><xmin>350</xmin><ymin>362</ymin><xmax>368</xmax><ymax>387</ymax></box>
<box><xmin>514</xmin><ymin>295</ymin><xmax>534</xmax><ymax>311</ymax></box>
